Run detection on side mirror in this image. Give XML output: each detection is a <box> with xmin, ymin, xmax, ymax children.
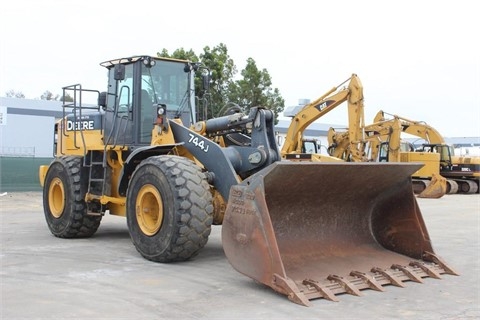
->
<box><xmin>114</xmin><ymin>64</ymin><xmax>125</xmax><ymax>81</ymax></box>
<box><xmin>202</xmin><ymin>73</ymin><xmax>211</xmax><ymax>91</ymax></box>
<box><xmin>98</xmin><ymin>92</ymin><xmax>107</xmax><ymax>110</ymax></box>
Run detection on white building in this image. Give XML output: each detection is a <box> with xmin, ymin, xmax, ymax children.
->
<box><xmin>0</xmin><ymin>97</ymin><xmax>63</xmax><ymax>157</ymax></box>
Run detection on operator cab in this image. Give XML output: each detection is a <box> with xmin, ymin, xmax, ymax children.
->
<box><xmin>420</xmin><ymin>143</ymin><xmax>454</xmax><ymax>169</ymax></box>
<box><xmin>99</xmin><ymin>56</ymin><xmax>197</xmax><ymax>147</ymax></box>
<box><xmin>378</xmin><ymin>140</ymin><xmax>414</xmax><ymax>162</ymax></box>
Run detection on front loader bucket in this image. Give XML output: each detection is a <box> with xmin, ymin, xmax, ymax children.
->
<box><xmin>222</xmin><ymin>162</ymin><xmax>458</xmax><ymax>306</ymax></box>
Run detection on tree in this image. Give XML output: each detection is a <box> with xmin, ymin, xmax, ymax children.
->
<box><xmin>41</xmin><ymin>90</ymin><xmax>60</xmax><ymax>101</ymax></box>
<box><xmin>228</xmin><ymin>58</ymin><xmax>284</xmax><ymax>124</ymax></box>
<box><xmin>5</xmin><ymin>90</ymin><xmax>25</xmax><ymax>98</ymax></box>
<box><xmin>158</xmin><ymin>43</ymin><xmax>284</xmax><ymax>123</ymax></box>
<box><xmin>61</xmin><ymin>93</ymin><xmax>74</xmax><ymax>102</ymax></box>
<box><xmin>198</xmin><ymin>44</ymin><xmax>237</xmax><ymax>119</ymax></box>
<box><xmin>158</xmin><ymin>45</ymin><xmax>236</xmax><ymax>120</ymax></box>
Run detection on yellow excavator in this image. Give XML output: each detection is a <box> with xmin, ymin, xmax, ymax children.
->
<box><xmin>280</xmin><ymin>74</ymin><xmax>445</xmax><ymax>198</ymax></box>
<box><xmin>328</xmin><ymin>114</ymin><xmax>448</xmax><ymax>198</ymax></box>
<box><xmin>374</xmin><ymin>111</ymin><xmax>479</xmax><ymax>194</ymax></box>
<box><xmin>38</xmin><ymin>58</ymin><xmax>457</xmax><ymax>306</ymax></box>
<box><xmin>280</xmin><ymin>74</ymin><xmax>366</xmax><ymax>162</ymax></box>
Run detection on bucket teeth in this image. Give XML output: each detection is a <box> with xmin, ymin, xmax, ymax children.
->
<box><xmin>297</xmin><ymin>258</ymin><xmax>456</xmax><ymax>304</ymax></box>
<box><xmin>370</xmin><ymin>267</ymin><xmax>406</xmax><ymax>287</ymax></box>
<box><xmin>423</xmin><ymin>251</ymin><xmax>460</xmax><ymax>276</ymax></box>
<box><xmin>409</xmin><ymin>261</ymin><xmax>442</xmax><ymax>279</ymax></box>
<box><xmin>391</xmin><ymin>264</ymin><xmax>424</xmax><ymax>283</ymax></box>
<box><xmin>302</xmin><ymin>279</ymin><xmax>339</xmax><ymax>302</ymax></box>
<box><xmin>350</xmin><ymin>271</ymin><xmax>385</xmax><ymax>292</ymax></box>
<box><xmin>327</xmin><ymin>275</ymin><xmax>362</xmax><ymax>296</ymax></box>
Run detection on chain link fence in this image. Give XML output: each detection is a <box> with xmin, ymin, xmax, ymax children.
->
<box><xmin>0</xmin><ymin>146</ymin><xmax>36</xmax><ymax>157</ymax></box>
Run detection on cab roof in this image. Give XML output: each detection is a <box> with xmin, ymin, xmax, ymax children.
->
<box><xmin>99</xmin><ymin>55</ymin><xmax>191</xmax><ymax>68</ymax></box>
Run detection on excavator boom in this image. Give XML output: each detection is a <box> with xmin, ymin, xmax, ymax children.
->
<box><xmin>281</xmin><ymin>74</ymin><xmax>365</xmax><ymax>161</ymax></box>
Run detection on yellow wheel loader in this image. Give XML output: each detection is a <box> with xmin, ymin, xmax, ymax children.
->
<box><xmin>39</xmin><ymin>56</ymin><xmax>457</xmax><ymax>306</ymax></box>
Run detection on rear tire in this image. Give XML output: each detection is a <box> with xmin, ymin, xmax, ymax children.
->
<box><xmin>126</xmin><ymin>155</ymin><xmax>214</xmax><ymax>262</ymax></box>
<box><xmin>43</xmin><ymin>156</ymin><xmax>102</xmax><ymax>238</ymax></box>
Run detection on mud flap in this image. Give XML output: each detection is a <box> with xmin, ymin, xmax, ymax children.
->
<box><xmin>221</xmin><ymin>162</ymin><xmax>458</xmax><ymax>306</ymax></box>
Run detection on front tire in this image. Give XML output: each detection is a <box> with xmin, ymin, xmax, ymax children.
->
<box><xmin>43</xmin><ymin>156</ymin><xmax>102</xmax><ymax>238</ymax></box>
<box><xmin>126</xmin><ymin>155</ymin><xmax>214</xmax><ymax>262</ymax></box>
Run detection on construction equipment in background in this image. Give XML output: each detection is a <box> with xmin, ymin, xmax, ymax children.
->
<box><xmin>38</xmin><ymin>57</ymin><xmax>457</xmax><ymax>306</ymax></box>
<box><xmin>328</xmin><ymin>116</ymin><xmax>448</xmax><ymax>198</ymax></box>
<box><xmin>280</xmin><ymin>74</ymin><xmax>366</xmax><ymax>162</ymax></box>
<box><xmin>374</xmin><ymin>111</ymin><xmax>479</xmax><ymax>194</ymax></box>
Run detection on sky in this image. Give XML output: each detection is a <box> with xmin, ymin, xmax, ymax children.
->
<box><xmin>1</xmin><ymin>0</ymin><xmax>479</xmax><ymax>137</ymax></box>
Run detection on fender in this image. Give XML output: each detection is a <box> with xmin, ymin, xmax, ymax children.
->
<box><xmin>118</xmin><ymin>144</ymin><xmax>181</xmax><ymax>196</ymax></box>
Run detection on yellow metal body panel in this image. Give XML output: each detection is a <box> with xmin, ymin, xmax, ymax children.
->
<box><xmin>400</xmin><ymin>152</ymin><xmax>440</xmax><ymax>178</ymax></box>
<box><xmin>56</xmin><ymin>122</ymin><xmax>105</xmax><ymax>156</ymax></box>
<box><xmin>39</xmin><ymin>165</ymin><xmax>49</xmax><ymax>187</ymax></box>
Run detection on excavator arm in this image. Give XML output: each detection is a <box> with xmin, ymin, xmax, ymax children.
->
<box><xmin>281</xmin><ymin>74</ymin><xmax>366</xmax><ymax>161</ymax></box>
<box><xmin>328</xmin><ymin>117</ymin><xmax>402</xmax><ymax>162</ymax></box>
<box><xmin>329</xmin><ymin>110</ymin><xmax>448</xmax><ymax>198</ymax></box>
<box><xmin>374</xmin><ymin>110</ymin><xmax>479</xmax><ymax>194</ymax></box>
<box><xmin>331</xmin><ymin>110</ymin><xmax>448</xmax><ymax>163</ymax></box>
<box><xmin>374</xmin><ymin>110</ymin><xmax>446</xmax><ymax>144</ymax></box>
<box><xmin>364</xmin><ymin>119</ymin><xmax>403</xmax><ymax>162</ymax></box>
<box><xmin>374</xmin><ymin>110</ymin><xmax>454</xmax><ymax>168</ymax></box>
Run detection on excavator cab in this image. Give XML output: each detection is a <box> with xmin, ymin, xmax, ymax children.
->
<box><xmin>421</xmin><ymin>143</ymin><xmax>454</xmax><ymax>170</ymax></box>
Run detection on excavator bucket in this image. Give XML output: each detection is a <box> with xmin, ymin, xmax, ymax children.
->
<box><xmin>222</xmin><ymin>162</ymin><xmax>458</xmax><ymax>306</ymax></box>
<box><xmin>417</xmin><ymin>173</ymin><xmax>447</xmax><ymax>199</ymax></box>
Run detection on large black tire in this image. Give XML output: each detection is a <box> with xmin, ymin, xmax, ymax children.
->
<box><xmin>126</xmin><ymin>155</ymin><xmax>214</xmax><ymax>262</ymax></box>
<box><xmin>43</xmin><ymin>156</ymin><xmax>102</xmax><ymax>238</ymax></box>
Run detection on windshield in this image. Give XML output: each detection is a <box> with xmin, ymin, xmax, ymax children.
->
<box><xmin>437</xmin><ymin>144</ymin><xmax>454</xmax><ymax>160</ymax></box>
<box><xmin>141</xmin><ymin>60</ymin><xmax>195</xmax><ymax>124</ymax></box>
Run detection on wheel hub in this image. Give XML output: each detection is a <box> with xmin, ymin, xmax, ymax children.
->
<box><xmin>48</xmin><ymin>177</ymin><xmax>65</xmax><ymax>218</ymax></box>
<box><xmin>136</xmin><ymin>184</ymin><xmax>164</xmax><ymax>236</ymax></box>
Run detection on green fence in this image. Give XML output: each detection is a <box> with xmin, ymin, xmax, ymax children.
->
<box><xmin>0</xmin><ymin>157</ymin><xmax>53</xmax><ymax>192</ymax></box>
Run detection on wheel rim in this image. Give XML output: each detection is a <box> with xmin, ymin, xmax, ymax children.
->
<box><xmin>48</xmin><ymin>177</ymin><xmax>65</xmax><ymax>218</ymax></box>
<box><xmin>136</xmin><ymin>184</ymin><xmax>164</xmax><ymax>236</ymax></box>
